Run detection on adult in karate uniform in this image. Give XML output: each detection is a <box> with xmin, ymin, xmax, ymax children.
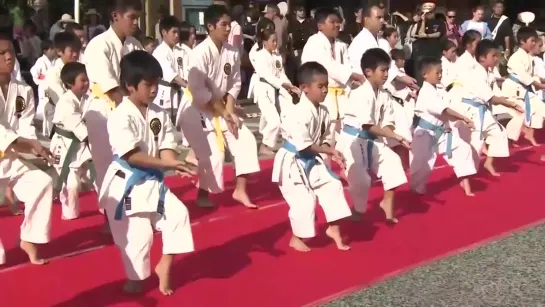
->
<box><xmin>302</xmin><ymin>8</ymin><xmax>365</xmax><ymax>147</ymax></box>
<box><xmin>0</xmin><ymin>36</ymin><xmax>54</xmax><ymax>265</ymax></box>
<box><xmin>410</xmin><ymin>58</ymin><xmax>477</xmax><ymax>196</ymax></box>
<box><xmin>336</xmin><ymin>48</ymin><xmax>408</xmax><ymax>223</ymax></box>
<box><xmin>179</xmin><ymin>5</ymin><xmax>260</xmax><ymax>209</ymax></box>
<box><xmin>272</xmin><ymin>61</ymin><xmax>351</xmax><ymax>252</ymax></box>
<box><xmin>99</xmin><ymin>51</ymin><xmax>194</xmax><ymax>295</ymax></box>
<box><xmin>82</xmin><ymin>0</ymin><xmax>143</xmax><ymax>193</ymax></box>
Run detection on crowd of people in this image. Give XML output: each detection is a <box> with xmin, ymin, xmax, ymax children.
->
<box><xmin>2</xmin><ymin>0</ymin><xmax>545</xmax><ymax>299</ymax></box>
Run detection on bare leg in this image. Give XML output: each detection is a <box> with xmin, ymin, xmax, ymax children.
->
<box><xmin>459</xmin><ymin>177</ymin><xmax>474</xmax><ymax>196</ymax></box>
<box><xmin>289</xmin><ymin>235</ymin><xmax>311</xmax><ymax>252</ymax></box>
<box><xmin>379</xmin><ymin>189</ymin><xmax>398</xmax><ymax>224</ymax></box>
<box><xmin>232</xmin><ymin>175</ymin><xmax>258</xmax><ymax>209</ymax></box>
<box><xmin>325</xmin><ymin>222</ymin><xmax>350</xmax><ymax>251</ymax></box>
<box><xmin>155</xmin><ymin>254</ymin><xmax>174</xmax><ymax>295</ymax></box>
<box><xmin>483</xmin><ymin>156</ymin><xmax>500</xmax><ymax>177</ymax></box>
<box><xmin>523</xmin><ymin>126</ymin><xmax>539</xmax><ymax>146</ymax></box>
<box><xmin>20</xmin><ymin>241</ymin><xmax>47</xmax><ymax>265</ymax></box>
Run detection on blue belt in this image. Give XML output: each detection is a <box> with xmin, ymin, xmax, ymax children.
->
<box><xmin>281</xmin><ymin>140</ymin><xmax>339</xmax><ymax>180</ymax></box>
<box><xmin>462</xmin><ymin>98</ymin><xmax>488</xmax><ymax>140</ymax></box>
<box><xmin>507</xmin><ymin>75</ymin><xmax>532</xmax><ymax>123</ymax></box>
<box><xmin>113</xmin><ymin>155</ymin><xmax>167</xmax><ymax>221</ymax></box>
<box><xmin>342</xmin><ymin>125</ymin><xmax>377</xmax><ymax>169</ymax></box>
<box><xmin>414</xmin><ymin>116</ymin><xmax>452</xmax><ymax>159</ymax></box>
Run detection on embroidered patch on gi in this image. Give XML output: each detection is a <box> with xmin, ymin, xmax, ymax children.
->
<box><xmin>150</xmin><ymin>118</ymin><xmax>162</xmax><ymax>136</ymax></box>
<box><xmin>275</xmin><ymin>60</ymin><xmax>281</xmax><ymax>69</ymax></box>
<box><xmin>15</xmin><ymin>96</ymin><xmax>26</xmax><ymax>113</ymax></box>
<box><xmin>177</xmin><ymin>57</ymin><xmax>183</xmax><ymax>67</ymax></box>
<box><xmin>224</xmin><ymin>63</ymin><xmax>232</xmax><ymax>75</ymax></box>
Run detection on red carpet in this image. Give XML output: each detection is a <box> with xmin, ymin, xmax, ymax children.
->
<box><xmin>1</xmin><ymin>142</ymin><xmax>545</xmax><ymax>307</ymax></box>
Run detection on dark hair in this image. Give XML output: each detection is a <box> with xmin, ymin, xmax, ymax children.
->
<box><xmin>360</xmin><ymin>48</ymin><xmax>390</xmax><ymax>73</ymax></box>
<box><xmin>107</xmin><ymin>0</ymin><xmax>142</xmax><ymax>22</ymax></box>
<box><xmin>179</xmin><ymin>21</ymin><xmax>195</xmax><ymax>42</ymax></box>
<box><xmin>256</xmin><ymin>29</ymin><xmax>276</xmax><ymax>51</ymax></box>
<box><xmin>363</xmin><ymin>5</ymin><xmax>382</xmax><ymax>18</ymax></box>
<box><xmin>204</xmin><ymin>4</ymin><xmax>229</xmax><ymax>33</ymax></box>
<box><xmin>314</xmin><ymin>7</ymin><xmax>341</xmax><ymax>24</ymax></box>
<box><xmin>257</xmin><ymin>17</ymin><xmax>275</xmax><ymax>33</ymax></box>
<box><xmin>493</xmin><ymin>1</ymin><xmax>504</xmax><ymax>6</ymax></box>
<box><xmin>120</xmin><ymin>50</ymin><xmax>163</xmax><ymax>92</ymax></box>
<box><xmin>419</xmin><ymin>57</ymin><xmax>442</xmax><ymax>75</ymax></box>
<box><xmin>442</xmin><ymin>39</ymin><xmax>456</xmax><ymax>51</ymax></box>
<box><xmin>473</xmin><ymin>5</ymin><xmax>485</xmax><ymax>12</ymax></box>
<box><xmin>517</xmin><ymin>26</ymin><xmax>538</xmax><ymax>45</ymax></box>
<box><xmin>60</xmin><ymin>62</ymin><xmax>86</xmax><ymax>88</ymax></box>
<box><xmin>297</xmin><ymin>61</ymin><xmax>328</xmax><ymax>85</ymax></box>
<box><xmin>231</xmin><ymin>4</ymin><xmax>244</xmax><ymax>22</ymax></box>
<box><xmin>142</xmin><ymin>36</ymin><xmax>156</xmax><ymax>46</ymax></box>
<box><xmin>159</xmin><ymin>15</ymin><xmax>180</xmax><ymax>37</ymax></box>
<box><xmin>475</xmin><ymin>39</ymin><xmax>498</xmax><ymax>62</ymax></box>
<box><xmin>41</xmin><ymin>39</ymin><xmax>53</xmax><ymax>52</ymax></box>
<box><xmin>390</xmin><ymin>48</ymin><xmax>405</xmax><ymax>61</ymax></box>
<box><xmin>64</xmin><ymin>22</ymin><xmax>84</xmax><ymax>33</ymax></box>
<box><xmin>458</xmin><ymin>29</ymin><xmax>481</xmax><ymax>55</ymax></box>
<box><xmin>53</xmin><ymin>31</ymin><xmax>82</xmax><ymax>52</ymax></box>
<box><xmin>266</xmin><ymin>4</ymin><xmax>280</xmax><ymax>15</ymax></box>
<box><xmin>23</xmin><ymin>19</ymin><xmax>37</xmax><ymax>33</ymax></box>
<box><xmin>382</xmin><ymin>26</ymin><xmax>397</xmax><ymax>39</ymax></box>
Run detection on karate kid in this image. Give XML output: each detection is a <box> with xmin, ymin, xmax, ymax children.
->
<box><xmin>253</xmin><ymin>29</ymin><xmax>300</xmax><ymax>155</ymax></box>
<box><xmin>440</xmin><ymin>39</ymin><xmax>458</xmax><ymax>88</ymax></box>
<box><xmin>410</xmin><ymin>58</ymin><xmax>477</xmax><ymax>196</ymax></box>
<box><xmin>456</xmin><ymin>40</ymin><xmax>523</xmax><ymax>176</ymax></box>
<box><xmin>142</xmin><ymin>36</ymin><xmax>157</xmax><ymax>53</ymax></box>
<box><xmin>30</xmin><ymin>39</ymin><xmax>56</xmax><ymax>137</ymax></box>
<box><xmin>152</xmin><ymin>15</ymin><xmax>185</xmax><ymax>122</ymax></box>
<box><xmin>50</xmin><ymin>62</ymin><xmax>93</xmax><ymax>220</ymax></box>
<box><xmin>336</xmin><ymin>48</ymin><xmax>408</xmax><ymax>223</ymax></box>
<box><xmin>179</xmin><ymin>5</ymin><xmax>260</xmax><ymax>209</ymax></box>
<box><xmin>0</xmin><ymin>35</ymin><xmax>55</xmax><ymax>265</ymax></box>
<box><xmin>100</xmin><ymin>51</ymin><xmax>195</xmax><ymax>295</ymax></box>
<box><xmin>44</xmin><ymin>32</ymin><xmax>82</xmax><ymax>138</ymax></box>
<box><xmin>247</xmin><ymin>18</ymin><xmax>276</xmax><ymax>102</ymax></box>
<box><xmin>301</xmin><ymin>8</ymin><xmax>366</xmax><ymax>147</ymax></box>
<box><xmin>501</xmin><ymin>27</ymin><xmax>545</xmax><ymax>146</ymax></box>
<box><xmin>272</xmin><ymin>61</ymin><xmax>351</xmax><ymax>252</ymax></box>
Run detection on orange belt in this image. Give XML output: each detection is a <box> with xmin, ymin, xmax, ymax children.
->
<box><xmin>91</xmin><ymin>83</ymin><xmax>116</xmax><ymax>110</ymax></box>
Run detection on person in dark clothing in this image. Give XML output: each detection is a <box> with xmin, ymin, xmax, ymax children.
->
<box><xmin>487</xmin><ymin>0</ymin><xmax>513</xmax><ymax>57</ymax></box>
<box><xmin>286</xmin><ymin>3</ymin><xmax>315</xmax><ymax>84</ymax></box>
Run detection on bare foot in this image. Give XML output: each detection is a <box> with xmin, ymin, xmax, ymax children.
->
<box><xmin>483</xmin><ymin>161</ymin><xmax>500</xmax><ymax>177</ymax></box>
<box><xmin>20</xmin><ymin>241</ymin><xmax>48</xmax><ymax>265</ymax></box>
<box><xmin>196</xmin><ymin>196</ymin><xmax>216</xmax><ymax>208</ymax></box>
<box><xmin>379</xmin><ymin>201</ymin><xmax>399</xmax><ymax>224</ymax></box>
<box><xmin>123</xmin><ymin>280</ymin><xmax>143</xmax><ymax>294</ymax></box>
<box><xmin>541</xmin><ymin>154</ymin><xmax>545</xmax><ymax>162</ymax></box>
<box><xmin>259</xmin><ymin>144</ymin><xmax>275</xmax><ymax>156</ymax></box>
<box><xmin>524</xmin><ymin>135</ymin><xmax>539</xmax><ymax>146</ymax></box>
<box><xmin>232</xmin><ymin>190</ymin><xmax>258</xmax><ymax>209</ymax></box>
<box><xmin>325</xmin><ymin>226</ymin><xmax>350</xmax><ymax>251</ymax></box>
<box><xmin>460</xmin><ymin>181</ymin><xmax>475</xmax><ymax>197</ymax></box>
<box><xmin>289</xmin><ymin>236</ymin><xmax>311</xmax><ymax>252</ymax></box>
<box><xmin>155</xmin><ymin>260</ymin><xmax>174</xmax><ymax>296</ymax></box>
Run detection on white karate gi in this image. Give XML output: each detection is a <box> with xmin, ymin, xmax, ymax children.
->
<box><xmin>336</xmin><ymin>81</ymin><xmax>407</xmax><ymax>214</ymax></box>
<box><xmin>43</xmin><ymin>59</ymin><xmax>66</xmax><ymax>138</ymax></box>
<box><xmin>302</xmin><ymin>32</ymin><xmax>352</xmax><ymax>145</ymax></box>
<box><xmin>50</xmin><ymin>90</ymin><xmax>92</xmax><ymax>220</ymax></box>
<box><xmin>253</xmin><ymin>47</ymin><xmax>293</xmax><ymax>148</ymax></box>
<box><xmin>410</xmin><ymin>82</ymin><xmax>477</xmax><ymax>194</ymax></box>
<box><xmin>272</xmin><ymin>94</ymin><xmax>351</xmax><ymax>238</ymax></box>
<box><xmin>152</xmin><ymin>41</ymin><xmax>182</xmax><ymax>120</ymax></box>
<box><xmin>173</xmin><ymin>43</ymin><xmax>193</xmax><ymax>146</ymax></box>
<box><xmin>0</xmin><ymin>80</ymin><xmax>53</xmax><ymax>265</ymax></box>
<box><xmin>82</xmin><ymin>27</ymin><xmax>142</xmax><ymax>191</ymax></box>
<box><xmin>383</xmin><ymin>66</ymin><xmax>415</xmax><ymax>145</ymax></box>
<box><xmin>453</xmin><ymin>63</ymin><xmax>510</xmax><ymax>160</ymax></box>
<box><xmin>99</xmin><ymin>98</ymin><xmax>194</xmax><ymax>281</ymax></box>
<box><xmin>30</xmin><ymin>55</ymin><xmax>55</xmax><ymax>136</ymax></box>
<box><xmin>179</xmin><ymin>37</ymin><xmax>260</xmax><ymax>193</ymax></box>
<box><xmin>501</xmin><ymin>48</ymin><xmax>545</xmax><ymax>137</ymax></box>
<box><xmin>441</xmin><ymin>56</ymin><xmax>457</xmax><ymax>88</ymax></box>
<box><xmin>247</xmin><ymin>43</ymin><xmax>260</xmax><ymax>100</ymax></box>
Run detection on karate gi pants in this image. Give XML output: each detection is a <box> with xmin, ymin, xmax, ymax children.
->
<box><xmin>336</xmin><ymin>133</ymin><xmax>407</xmax><ymax>214</ymax></box>
<box><xmin>255</xmin><ymin>82</ymin><xmax>292</xmax><ymax>148</ymax></box>
<box><xmin>277</xmin><ymin>159</ymin><xmax>351</xmax><ymax>238</ymax></box>
<box><xmin>410</xmin><ymin>128</ymin><xmax>477</xmax><ymax>194</ymax></box>
<box><xmin>180</xmin><ymin>105</ymin><xmax>260</xmax><ymax>193</ymax></box>
<box><xmin>104</xmin><ymin>190</ymin><xmax>194</xmax><ymax>281</ymax></box>
<box><xmin>0</xmin><ymin>157</ymin><xmax>53</xmax><ymax>265</ymax></box>
<box><xmin>55</xmin><ymin>166</ymin><xmax>85</xmax><ymax>220</ymax></box>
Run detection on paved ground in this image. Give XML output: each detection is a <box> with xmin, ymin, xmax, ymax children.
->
<box><xmin>326</xmin><ymin>222</ymin><xmax>545</xmax><ymax>307</ymax></box>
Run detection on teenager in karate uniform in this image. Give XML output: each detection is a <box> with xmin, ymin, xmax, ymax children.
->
<box><xmin>30</xmin><ymin>39</ymin><xmax>56</xmax><ymax>137</ymax></box>
<box><xmin>454</xmin><ymin>40</ymin><xmax>523</xmax><ymax>176</ymax></box>
<box><xmin>0</xmin><ymin>36</ymin><xmax>55</xmax><ymax>265</ymax></box>
<box><xmin>301</xmin><ymin>8</ymin><xmax>366</xmax><ymax>148</ymax></box>
<box><xmin>99</xmin><ymin>51</ymin><xmax>195</xmax><ymax>295</ymax></box>
<box><xmin>44</xmin><ymin>32</ymin><xmax>82</xmax><ymax>137</ymax></box>
<box><xmin>410</xmin><ymin>58</ymin><xmax>477</xmax><ymax>196</ymax></box>
<box><xmin>152</xmin><ymin>16</ymin><xmax>185</xmax><ymax>122</ymax></box>
<box><xmin>179</xmin><ymin>5</ymin><xmax>260</xmax><ymax>209</ymax></box>
<box><xmin>336</xmin><ymin>48</ymin><xmax>409</xmax><ymax>223</ymax></box>
<box><xmin>272</xmin><ymin>61</ymin><xmax>351</xmax><ymax>252</ymax></box>
<box><xmin>83</xmin><ymin>0</ymin><xmax>143</xmax><ymax>195</ymax></box>
<box><xmin>254</xmin><ymin>29</ymin><xmax>300</xmax><ymax>155</ymax></box>
<box><xmin>50</xmin><ymin>62</ymin><xmax>93</xmax><ymax>220</ymax></box>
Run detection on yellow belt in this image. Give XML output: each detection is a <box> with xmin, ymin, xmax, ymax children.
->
<box><xmin>451</xmin><ymin>81</ymin><xmax>463</xmax><ymax>88</ymax></box>
<box><xmin>91</xmin><ymin>83</ymin><xmax>116</xmax><ymax>110</ymax></box>
<box><xmin>328</xmin><ymin>87</ymin><xmax>345</xmax><ymax>120</ymax></box>
<box><xmin>184</xmin><ymin>89</ymin><xmax>224</xmax><ymax>152</ymax></box>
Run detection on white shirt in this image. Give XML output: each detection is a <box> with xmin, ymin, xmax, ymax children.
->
<box><xmin>343</xmin><ymin>80</ymin><xmax>395</xmax><ymax>131</ymax></box>
<box><xmin>415</xmin><ymin>81</ymin><xmax>449</xmax><ymax>127</ymax></box>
